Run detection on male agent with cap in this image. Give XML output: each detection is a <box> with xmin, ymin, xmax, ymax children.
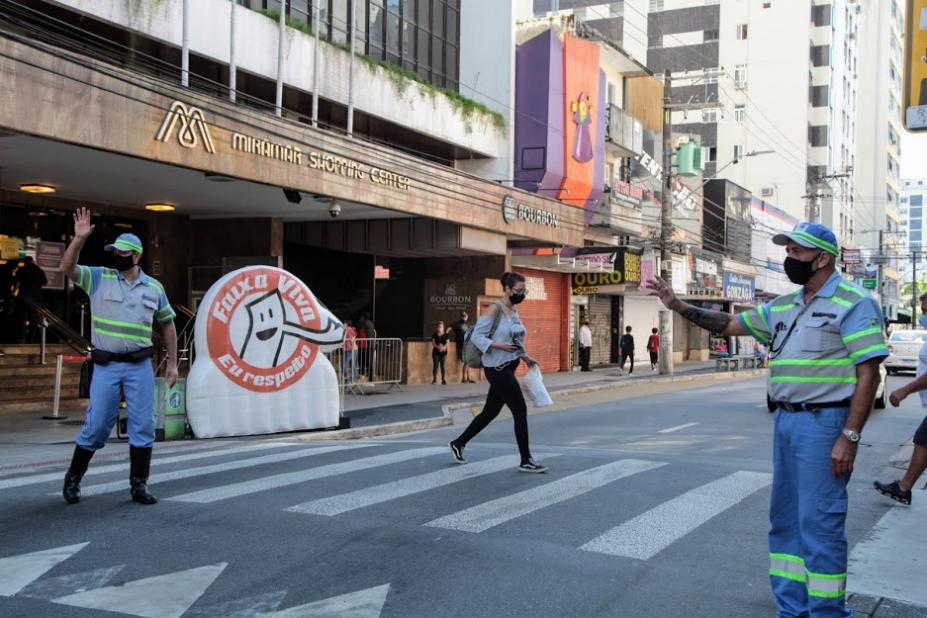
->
<box><xmin>648</xmin><ymin>222</ymin><xmax>887</xmax><ymax>617</ymax></box>
<box><xmin>60</xmin><ymin>207</ymin><xmax>178</xmax><ymax>505</ymax></box>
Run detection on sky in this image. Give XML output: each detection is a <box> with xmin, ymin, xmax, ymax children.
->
<box><xmin>901</xmin><ymin>132</ymin><xmax>927</xmax><ymax>179</ymax></box>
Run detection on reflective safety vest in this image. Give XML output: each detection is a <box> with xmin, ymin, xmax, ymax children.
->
<box><xmin>76</xmin><ymin>266</ymin><xmax>175</xmax><ymax>354</ymax></box>
<box><xmin>739</xmin><ymin>273</ymin><xmax>888</xmax><ymax>403</ymax></box>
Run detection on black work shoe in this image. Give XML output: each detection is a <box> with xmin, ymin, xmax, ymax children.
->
<box><xmin>519</xmin><ymin>459</ymin><xmax>548</xmax><ymax>473</ymax></box>
<box><xmin>130</xmin><ymin>478</ymin><xmax>158</xmax><ymax>505</ymax></box>
<box><xmin>449</xmin><ymin>441</ymin><xmax>466</xmax><ymax>464</ymax></box>
<box><xmin>63</xmin><ymin>471</ymin><xmax>83</xmax><ymax>504</ymax></box>
<box><xmin>874</xmin><ymin>480</ymin><xmax>912</xmax><ymax>505</ymax></box>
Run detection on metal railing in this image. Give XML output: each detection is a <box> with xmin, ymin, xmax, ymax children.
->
<box><xmin>329</xmin><ymin>338</ymin><xmax>404</xmax><ymax>395</ymax></box>
<box><xmin>10</xmin><ymin>295</ymin><xmax>92</xmax><ymax>363</ymax></box>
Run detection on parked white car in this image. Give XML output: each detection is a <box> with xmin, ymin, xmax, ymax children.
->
<box><xmin>766</xmin><ymin>364</ymin><xmax>887</xmax><ymax>411</ymax></box>
<box><xmin>884</xmin><ymin>330</ymin><xmax>927</xmax><ymax>375</ymax></box>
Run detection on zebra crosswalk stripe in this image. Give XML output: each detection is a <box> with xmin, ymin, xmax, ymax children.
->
<box><xmin>286</xmin><ymin>455</ymin><xmax>537</xmax><ymax>516</ymax></box>
<box><xmin>425</xmin><ymin>459</ymin><xmax>666</xmax><ymax>533</ymax></box>
<box><xmin>71</xmin><ymin>444</ymin><xmax>373</xmax><ymax>497</ymax></box>
<box><xmin>580</xmin><ymin>470</ymin><xmax>772</xmax><ymax>560</ymax></box>
<box><xmin>0</xmin><ymin>441</ymin><xmax>295</xmax><ymax>491</ymax></box>
<box><xmin>168</xmin><ymin>447</ymin><xmax>448</xmax><ymax>504</ymax></box>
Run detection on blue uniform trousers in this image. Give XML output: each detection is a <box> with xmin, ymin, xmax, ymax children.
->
<box><xmin>769</xmin><ymin>406</ymin><xmax>851</xmax><ymax>618</ymax></box>
<box><xmin>76</xmin><ymin>360</ymin><xmax>155</xmax><ymax>450</ymax></box>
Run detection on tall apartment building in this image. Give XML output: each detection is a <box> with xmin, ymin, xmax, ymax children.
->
<box><xmin>855</xmin><ymin>0</ymin><xmax>904</xmax><ymax>319</ymax></box>
<box><xmin>646</xmin><ymin>0</ymin><xmax>861</xmax><ymax>237</ymax></box>
<box><xmin>899</xmin><ymin>179</ymin><xmax>927</xmax><ymax>291</ymax></box>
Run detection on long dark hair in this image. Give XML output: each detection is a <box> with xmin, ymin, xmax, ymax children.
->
<box><xmin>500</xmin><ymin>271</ymin><xmax>526</xmax><ymax>289</ymax></box>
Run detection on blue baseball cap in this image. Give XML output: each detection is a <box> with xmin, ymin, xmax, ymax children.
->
<box><xmin>104</xmin><ymin>233</ymin><xmax>143</xmax><ymax>254</ymax></box>
<box><xmin>772</xmin><ymin>222</ymin><xmax>839</xmax><ymax>256</ymax></box>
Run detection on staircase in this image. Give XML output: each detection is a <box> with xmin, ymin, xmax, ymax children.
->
<box><xmin>0</xmin><ymin>344</ymin><xmax>87</xmax><ymax>412</ymax></box>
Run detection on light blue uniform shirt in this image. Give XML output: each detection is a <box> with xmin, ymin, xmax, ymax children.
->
<box><xmin>75</xmin><ymin>265</ymin><xmax>175</xmax><ymax>354</ymax></box>
<box><xmin>471</xmin><ymin>306</ymin><xmax>527</xmax><ymax>368</ymax></box>
<box><xmin>738</xmin><ymin>272</ymin><xmax>887</xmax><ymax>403</ymax></box>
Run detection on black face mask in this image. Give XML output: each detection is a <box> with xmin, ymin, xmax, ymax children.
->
<box><xmin>783</xmin><ymin>252</ymin><xmax>822</xmax><ymax>285</ymax></box>
<box><xmin>112</xmin><ymin>253</ymin><xmax>136</xmax><ymax>272</ymax></box>
<box><xmin>509</xmin><ymin>292</ymin><xmax>526</xmax><ymax>305</ymax></box>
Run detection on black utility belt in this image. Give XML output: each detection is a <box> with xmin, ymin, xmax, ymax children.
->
<box><xmin>774</xmin><ymin>399</ymin><xmax>852</xmax><ymax>412</ymax></box>
<box><xmin>92</xmin><ymin>347</ymin><xmax>153</xmax><ymax>364</ymax></box>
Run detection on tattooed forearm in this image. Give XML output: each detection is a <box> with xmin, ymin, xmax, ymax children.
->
<box><xmin>680</xmin><ymin>305</ymin><xmax>734</xmax><ymax>334</ymax></box>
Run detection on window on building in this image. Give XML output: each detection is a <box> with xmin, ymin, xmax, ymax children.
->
<box><xmin>734</xmin><ymin>144</ymin><xmax>744</xmax><ymax>160</ymax></box>
<box><xmin>911</xmin><ymin>230</ymin><xmax>923</xmax><ymax>243</ymax></box>
<box><xmin>707</xmin><ymin>146</ymin><xmax>717</xmax><ymax>162</ymax></box>
<box><xmin>702</xmin><ymin>108</ymin><xmax>718</xmax><ymax>123</ymax></box>
<box><xmin>704</xmin><ymin>29</ymin><xmax>719</xmax><ymax>42</ymax></box>
<box><xmin>735</xmin><ymin>24</ymin><xmax>748</xmax><ymax>39</ymax></box>
<box><xmin>912</xmin><ymin>195</ymin><xmax>924</xmax><ymax>207</ymax></box>
<box><xmin>811</xmin><ymin>4</ymin><xmax>832</xmax><ymax>27</ymax></box>
<box><xmin>649</xmin><ymin>0</ymin><xmax>664</xmax><ymax>12</ymax></box>
<box><xmin>809</xmin><ymin>85</ymin><xmax>829</xmax><ymax>107</ymax></box>
<box><xmin>705</xmin><ymin>68</ymin><xmax>720</xmax><ymax>84</ymax></box>
<box><xmin>808</xmin><ymin>125</ymin><xmax>828</xmax><ymax>147</ymax></box>
<box><xmin>901</xmin><ymin>196</ymin><xmax>909</xmax><ymax>204</ymax></box>
<box><xmin>734</xmin><ymin>105</ymin><xmax>745</xmax><ymax>121</ymax></box>
<box><xmin>734</xmin><ymin>64</ymin><xmax>747</xmax><ymax>87</ymax></box>
<box><xmin>810</xmin><ymin>45</ymin><xmax>830</xmax><ymax>67</ymax></box>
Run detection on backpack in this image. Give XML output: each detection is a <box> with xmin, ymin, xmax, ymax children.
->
<box><xmin>461</xmin><ymin>301</ymin><xmax>504</xmax><ymax>368</ymax></box>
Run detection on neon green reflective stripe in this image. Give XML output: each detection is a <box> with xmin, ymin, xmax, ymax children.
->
<box><xmin>770</xmin><ymin>376</ymin><xmax>858</xmax><ymax>384</ymax></box>
<box><xmin>792</xmin><ymin>230</ymin><xmax>839</xmax><ymax>255</ymax></box>
<box><xmin>741</xmin><ymin>312</ymin><xmax>769</xmax><ymax>343</ymax></box>
<box><xmin>155</xmin><ymin>307</ymin><xmax>174</xmax><ymax>317</ymax></box>
<box><xmin>831</xmin><ymin>296</ymin><xmax>853</xmax><ymax>308</ymax></box>
<box><xmin>102</xmin><ymin>273</ymin><xmax>117</xmax><ymax>280</ymax></box>
<box><xmin>838</xmin><ymin>282</ymin><xmax>865</xmax><ymax>297</ymax></box>
<box><xmin>93</xmin><ymin>328</ymin><xmax>152</xmax><ymax>344</ymax></box>
<box><xmin>92</xmin><ymin>316</ymin><xmax>152</xmax><ymax>333</ymax></box>
<box><xmin>772</xmin><ymin>304</ymin><xmax>796</xmax><ymax>313</ymax></box>
<box><xmin>757</xmin><ymin>306</ymin><xmax>771</xmax><ymax>334</ymax></box>
<box><xmin>771</xmin><ymin>358</ymin><xmax>853</xmax><ymax>367</ymax></box>
<box><xmin>147</xmin><ymin>279</ymin><xmax>165</xmax><ymax>294</ymax></box>
<box><xmin>808</xmin><ymin>589</ymin><xmax>845</xmax><ymax>599</ymax></box>
<box><xmin>849</xmin><ymin>344</ymin><xmax>889</xmax><ymax>360</ymax></box>
<box><xmin>770</xmin><ymin>569</ymin><xmax>807</xmax><ymax>582</ymax></box>
<box><xmin>843</xmin><ymin>327</ymin><xmax>882</xmax><ymax>344</ymax></box>
<box><xmin>114</xmin><ymin>240</ymin><xmax>143</xmax><ymax>253</ymax></box>
<box><xmin>770</xmin><ymin>553</ymin><xmax>804</xmax><ymax>564</ymax></box>
<box><xmin>807</xmin><ymin>569</ymin><xmax>847</xmax><ymax>599</ymax></box>
<box><xmin>77</xmin><ymin>266</ymin><xmax>86</xmax><ymax>291</ymax></box>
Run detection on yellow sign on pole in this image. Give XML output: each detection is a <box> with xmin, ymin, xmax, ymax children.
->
<box><xmin>904</xmin><ymin>0</ymin><xmax>927</xmax><ymax>131</ymax></box>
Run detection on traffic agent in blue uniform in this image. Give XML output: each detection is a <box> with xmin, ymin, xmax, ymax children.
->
<box><xmin>60</xmin><ymin>208</ymin><xmax>178</xmax><ymax>505</ymax></box>
<box><xmin>647</xmin><ymin>222</ymin><xmax>887</xmax><ymax>618</ymax></box>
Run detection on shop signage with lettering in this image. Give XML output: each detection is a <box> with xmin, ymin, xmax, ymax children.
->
<box><xmin>525</xmin><ymin>276</ymin><xmax>548</xmax><ymax>301</ymax></box>
<box><xmin>570</xmin><ymin>249</ymin><xmax>641</xmax><ymax>294</ymax></box>
<box><xmin>723</xmin><ymin>272</ymin><xmax>755</xmax><ymax>302</ymax></box>
<box><xmin>36</xmin><ymin>241</ymin><xmax>65</xmax><ymax>290</ymax></box>
<box><xmin>430</xmin><ymin>282</ymin><xmax>472</xmax><ymax>311</ymax></box>
<box><xmin>502</xmin><ymin>196</ymin><xmax>559</xmax><ymax>228</ymax></box>
<box><xmin>610</xmin><ymin>180</ymin><xmax>643</xmax><ymax>208</ymax></box>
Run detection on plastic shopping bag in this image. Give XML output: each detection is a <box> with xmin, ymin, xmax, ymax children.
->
<box><xmin>521</xmin><ymin>364</ymin><xmax>553</xmax><ymax>408</ymax></box>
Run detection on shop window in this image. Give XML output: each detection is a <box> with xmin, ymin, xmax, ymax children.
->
<box><xmin>735</xmin><ymin>24</ymin><xmax>748</xmax><ymax>40</ymax></box>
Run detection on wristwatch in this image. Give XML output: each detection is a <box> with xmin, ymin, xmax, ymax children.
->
<box><xmin>841</xmin><ymin>428</ymin><xmax>861</xmax><ymax>444</ymax></box>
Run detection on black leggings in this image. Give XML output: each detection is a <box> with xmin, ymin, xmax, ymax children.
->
<box><xmin>432</xmin><ymin>351</ymin><xmax>446</xmax><ymax>382</ymax></box>
<box><xmin>455</xmin><ymin>361</ymin><xmax>531</xmax><ymax>462</ymax></box>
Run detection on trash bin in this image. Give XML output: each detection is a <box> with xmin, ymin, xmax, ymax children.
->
<box><xmin>154</xmin><ymin>377</ymin><xmax>187</xmax><ymax>441</ymax></box>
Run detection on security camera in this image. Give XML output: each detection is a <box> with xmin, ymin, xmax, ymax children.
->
<box><xmin>329</xmin><ymin>201</ymin><xmax>342</xmax><ymax>218</ymax></box>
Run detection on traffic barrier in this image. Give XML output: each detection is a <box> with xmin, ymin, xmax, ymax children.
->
<box><xmin>330</xmin><ymin>338</ymin><xmax>404</xmax><ymax>395</ymax></box>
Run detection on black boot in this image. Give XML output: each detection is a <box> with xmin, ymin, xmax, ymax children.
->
<box><xmin>129</xmin><ymin>446</ymin><xmax>157</xmax><ymax>505</ymax></box>
<box><xmin>62</xmin><ymin>446</ymin><xmax>94</xmax><ymax>504</ymax></box>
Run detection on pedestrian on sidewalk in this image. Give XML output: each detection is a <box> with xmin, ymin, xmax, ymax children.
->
<box><xmin>59</xmin><ymin>208</ymin><xmax>178</xmax><ymax>506</ymax></box>
<box><xmin>449</xmin><ymin>272</ymin><xmax>547</xmax><ymax>473</ymax></box>
<box><xmin>451</xmin><ymin>311</ymin><xmax>475</xmax><ymax>383</ymax></box>
<box><xmin>647</xmin><ymin>222</ymin><xmax>887</xmax><ymax>618</ymax></box>
<box><xmin>874</xmin><ymin>294</ymin><xmax>927</xmax><ymax>506</ymax></box>
<box><xmin>361</xmin><ymin>311</ymin><xmax>377</xmax><ymax>379</ymax></box>
<box><xmin>431</xmin><ymin>321</ymin><xmax>449</xmax><ymax>385</ymax></box>
<box><xmin>579</xmin><ymin>320</ymin><xmax>593</xmax><ymax>371</ymax></box>
<box><xmin>647</xmin><ymin>327</ymin><xmax>659</xmax><ymax>370</ymax></box>
<box><xmin>619</xmin><ymin>326</ymin><xmax>635</xmax><ymax>375</ymax></box>
<box><xmin>343</xmin><ymin>319</ymin><xmax>358</xmax><ymax>383</ymax></box>
<box><xmin>13</xmin><ymin>256</ymin><xmax>47</xmax><ymax>343</ymax></box>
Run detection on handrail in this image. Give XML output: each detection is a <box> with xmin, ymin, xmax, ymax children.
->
<box><xmin>12</xmin><ymin>295</ymin><xmax>91</xmax><ymax>356</ymax></box>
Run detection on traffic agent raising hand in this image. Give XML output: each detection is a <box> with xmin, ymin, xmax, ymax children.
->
<box><xmin>73</xmin><ymin>207</ymin><xmax>95</xmax><ymax>238</ymax></box>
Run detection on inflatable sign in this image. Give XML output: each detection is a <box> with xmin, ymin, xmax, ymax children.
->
<box><xmin>186</xmin><ymin>266</ymin><xmax>345</xmax><ymax>438</ymax></box>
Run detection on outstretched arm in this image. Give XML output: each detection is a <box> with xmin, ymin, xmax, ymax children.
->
<box><xmin>645</xmin><ymin>277</ymin><xmax>748</xmax><ymax>336</ymax></box>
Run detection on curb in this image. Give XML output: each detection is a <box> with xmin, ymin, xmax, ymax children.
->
<box><xmin>442</xmin><ymin>368</ymin><xmax>768</xmax><ymax>417</ymax></box>
<box><xmin>291</xmin><ymin>416</ymin><xmax>453</xmax><ymax>441</ymax></box>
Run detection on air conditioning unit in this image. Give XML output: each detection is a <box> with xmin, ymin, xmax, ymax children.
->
<box><xmin>761</xmin><ymin>187</ymin><xmax>774</xmax><ymax>197</ymax></box>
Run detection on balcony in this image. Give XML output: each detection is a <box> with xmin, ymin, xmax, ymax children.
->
<box><xmin>605</xmin><ymin>104</ymin><xmax>644</xmax><ymax>157</ymax></box>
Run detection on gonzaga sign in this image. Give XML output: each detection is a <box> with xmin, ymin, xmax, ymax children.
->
<box><xmin>187</xmin><ymin>266</ymin><xmax>345</xmax><ymax>438</ymax></box>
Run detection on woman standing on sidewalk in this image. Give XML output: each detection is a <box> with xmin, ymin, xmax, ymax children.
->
<box><xmin>448</xmin><ymin>272</ymin><xmax>547</xmax><ymax>473</ymax></box>
<box><xmin>431</xmin><ymin>321</ymin><xmax>449</xmax><ymax>385</ymax></box>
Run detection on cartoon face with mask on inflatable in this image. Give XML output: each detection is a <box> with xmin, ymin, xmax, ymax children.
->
<box><xmin>186</xmin><ymin>266</ymin><xmax>344</xmax><ymax>438</ymax></box>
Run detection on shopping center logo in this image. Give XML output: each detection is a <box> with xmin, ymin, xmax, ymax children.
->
<box><xmin>502</xmin><ymin>195</ymin><xmax>517</xmax><ymax>224</ymax></box>
<box><xmin>155</xmin><ymin>101</ymin><xmax>216</xmax><ymax>154</ymax></box>
<box><xmin>204</xmin><ymin>268</ymin><xmax>344</xmax><ymax>393</ymax></box>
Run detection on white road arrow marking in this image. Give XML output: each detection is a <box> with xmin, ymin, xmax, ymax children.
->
<box><xmin>52</xmin><ymin>562</ymin><xmax>227</xmax><ymax>618</ymax></box>
<box><xmin>0</xmin><ymin>542</ymin><xmax>88</xmax><ymax>597</ymax></box>
<box><xmin>258</xmin><ymin>584</ymin><xmax>390</xmax><ymax>617</ymax></box>
<box><xmin>19</xmin><ymin>564</ymin><xmax>125</xmax><ymax>599</ymax></box>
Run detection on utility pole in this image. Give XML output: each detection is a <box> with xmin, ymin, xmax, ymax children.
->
<box><xmin>659</xmin><ymin>70</ymin><xmax>674</xmax><ymax>376</ymax></box>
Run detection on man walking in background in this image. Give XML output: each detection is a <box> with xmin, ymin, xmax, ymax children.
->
<box><xmin>619</xmin><ymin>326</ymin><xmax>635</xmax><ymax>375</ymax></box>
<box><xmin>579</xmin><ymin>320</ymin><xmax>593</xmax><ymax>371</ymax></box>
<box><xmin>647</xmin><ymin>327</ymin><xmax>659</xmax><ymax>370</ymax></box>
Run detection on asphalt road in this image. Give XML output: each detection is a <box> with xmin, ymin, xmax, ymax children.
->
<box><xmin>0</xmin><ymin>375</ymin><xmax>923</xmax><ymax>617</ymax></box>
